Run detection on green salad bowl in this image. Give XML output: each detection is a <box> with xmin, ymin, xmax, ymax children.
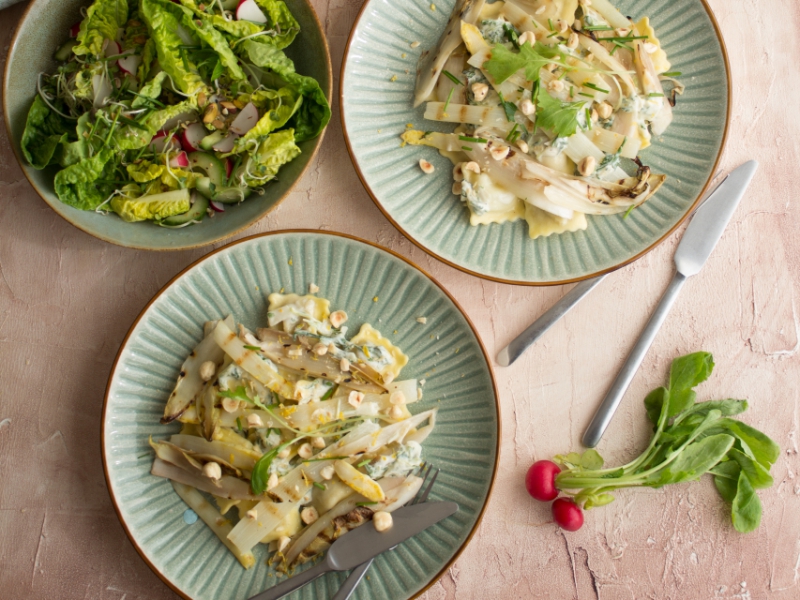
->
<box><xmin>102</xmin><ymin>230</ymin><xmax>500</xmax><ymax>599</ymax></box>
<box><xmin>3</xmin><ymin>0</ymin><xmax>332</xmax><ymax>251</ymax></box>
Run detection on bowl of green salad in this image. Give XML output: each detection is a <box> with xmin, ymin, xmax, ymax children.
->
<box><xmin>4</xmin><ymin>0</ymin><xmax>332</xmax><ymax>250</ymax></box>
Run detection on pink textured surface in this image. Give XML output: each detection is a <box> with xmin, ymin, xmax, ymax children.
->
<box><xmin>1</xmin><ymin>0</ymin><xmax>798</xmax><ymax>598</ymax></box>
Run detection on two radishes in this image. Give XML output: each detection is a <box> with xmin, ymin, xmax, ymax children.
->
<box><xmin>525</xmin><ymin>460</ymin><xmax>583</xmax><ymax>532</ymax></box>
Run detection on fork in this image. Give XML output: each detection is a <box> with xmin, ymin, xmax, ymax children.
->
<box><xmin>330</xmin><ymin>463</ymin><xmax>440</xmax><ymax>600</ymax></box>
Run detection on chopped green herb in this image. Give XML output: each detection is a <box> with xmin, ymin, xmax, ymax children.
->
<box><xmin>442</xmin><ymin>70</ymin><xmax>462</xmax><ymax>85</ymax></box>
<box><xmin>503</xmin><ymin>24</ymin><xmax>520</xmax><ymax>48</ymax></box>
<box><xmin>506</xmin><ymin>123</ymin><xmax>519</xmax><ymax>142</ymax></box>
<box><xmin>313</xmin><ymin>481</ymin><xmax>326</xmax><ymax>490</ymax></box>
<box><xmin>648</xmin><ymin>92</ymin><xmax>665</xmax><ymax>97</ymax></box>
<box><xmin>662</xmin><ymin>71</ymin><xmax>682</xmax><ymax>77</ymax></box>
<box><xmin>462</xmin><ymin>145</ymin><xmax>473</xmax><ymax>151</ymax></box>
<box><xmin>497</xmin><ymin>91</ymin><xmax>517</xmax><ymax>121</ymax></box>
<box><xmin>236</xmin><ymin>417</ymin><xmax>243</xmax><ymax>432</ymax></box>
<box><xmin>583</xmin><ymin>82</ymin><xmax>610</xmax><ymax>94</ymax></box>
<box><xmin>623</xmin><ymin>204</ymin><xmax>635</xmax><ymax>219</ymax></box>
<box><xmin>578</xmin><ymin>92</ymin><xmax>594</xmax><ymax>98</ymax></box>
<box><xmin>303</xmin><ymin>456</ymin><xmax>348</xmax><ymax>463</ymax></box>
<box><xmin>584</xmin><ymin>25</ymin><xmax>614</xmax><ymax>31</ymax></box>
<box><xmin>443</xmin><ymin>87</ymin><xmax>454</xmax><ymax>113</ymax></box>
<box><xmin>483</xmin><ymin>41</ymin><xmax>563</xmax><ymax>85</ymax></box>
<box><xmin>320</xmin><ymin>385</ymin><xmax>337</xmax><ymax>401</ymax></box>
<box><xmin>599</xmin><ymin>35</ymin><xmax>649</xmax><ymax>42</ymax></box>
<box><xmin>548</xmin><ymin>18</ymin><xmax>554</xmax><ymax>31</ymax></box>
<box><xmin>458</xmin><ymin>135</ymin><xmax>488</xmax><ymax>143</ymax></box>
<box><xmin>357</xmin><ymin>459</ymin><xmax>371</xmax><ymax>467</ymax></box>
<box><xmin>243</xmin><ymin>345</ymin><xmax>262</xmax><ymax>351</ymax></box>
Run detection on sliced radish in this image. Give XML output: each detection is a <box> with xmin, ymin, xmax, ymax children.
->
<box><xmin>118</xmin><ymin>53</ymin><xmax>142</xmax><ymax>76</ymax></box>
<box><xmin>69</xmin><ymin>22</ymin><xmax>81</xmax><ymax>38</ymax></box>
<box><xmin>181</xmin><ymin>123</ymin><xmax>207</xmax><ymax>153</ymax></box>
<box><xmin>160</xmin><ymin>110</ymin><xmax>199</xmax><ymax>133</ymax></box>
<box><xmin>92</xmin><ymin>74</ymin><xmax>112</xmax><ymax>108</ymax></box>
<box><xmin>224</xmin><ymin>158</ymin><xmax>233</xmax><ymax>179</ymax></box>
<box><xmin>169</xmin><ymin>151</ymin><xmax>190</xmax><ymax>168</ymax></box>
<box><xmin>236</xmin><ymin>0</ymin><xmax>268</xmax><ymax>23</ymax></box>
<box><xmin>150</xmin><ymin>131</ymin><xmax>183</xmax><ymax>153</ymax></box>
<box><xmin>102</xmin><ymin>39</ymin><xmax>121</xmax><ymax>58</ymax></box>
<box><xmin>210</xmin><ymin>201</ymin><xmax>226</xmax><ymax>212</ymax></box>
<box><xmin>212</xmin><ymin>133</ymin><xmax>238</xmax><ymax>153</ymax></box>
<box><xmin>229</xmin><ymin>102</ymin><xmax>259</xmax><ymax>135</ymax></box>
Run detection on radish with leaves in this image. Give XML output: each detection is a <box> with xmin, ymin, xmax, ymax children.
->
<box><xmin>527</xmin><ymin>352</ymin><xmax>778</xmax><ymax>533</ymax></box>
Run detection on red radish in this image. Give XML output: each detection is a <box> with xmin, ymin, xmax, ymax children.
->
<box><xmin>551</xmin><ymin>498</ymin><xmax>583</xmax><ymax>532</ymax></box>
<box><xmin>525</xmin><ymin>460</ymin><xmax>561</xmax><ymax>502</ymax></box>
<box><xmin>229</xmin><ymin>101</ymin><xmax>259</xmax><ymax>135</ymax></box>
<box><xmin>118</xmin><ymin>53</ymin><xmax>142</xmax><ymax>76</ymax></box>
<box><xmin>181</xmin><ymin>123</ymin><xmax>208</xmax><ymax>152</ymax></box>
<box><xmin>169</xmin><ymin>151</ymin><xmax>190</xmax><ymax>168</ymax></box>
<box><xmin>212</xmin><ymin>133</ymin><xmax>238</xmax><ymax>153</ymax></box>
<box><xmin>210</xmin><ymin>201</ymin><xmax>226</xmax><ymax>212</ymax></box>
<box><xmin>150</xmin><ymin>131</ymin><xmax>183</xmax><ymax>153</ymax></box>
<box><xmin>69</xmin><ymin>22</ymin><xmax>81</xmax><ymax>38</ymax></box>
<box><xmin>236</xmin><ymin>0</ymin><xmax>268</xmax><ymax>23</ymax></box>
<box><xmin>225</xmin><ymin>158</ymin><xmax>233</xmax><ymax>178</ymax></box>
<box><xmin>102</xmin><ymin>39</ymin><xmax>121</xmax><ymax>58</ymax></box>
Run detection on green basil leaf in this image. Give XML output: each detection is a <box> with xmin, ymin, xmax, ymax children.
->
<box><xmin>731</xmin><ymin>471</ymin><xmax>761</xmax><ymax>533</ymax></box>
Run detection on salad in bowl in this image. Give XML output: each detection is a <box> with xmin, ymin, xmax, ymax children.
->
<box><xmin>21</xmin><ymin>0</ymin><xmax>330</xmax><ymax>227</ymax></box>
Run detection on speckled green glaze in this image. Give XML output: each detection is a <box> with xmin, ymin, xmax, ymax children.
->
<box><xmin>341</xmin><ymin>0</ymin><xmax>729</xmax><ymax>284</ymax></box>
<box><xmin>3</xmin><ymin>0</ymin><xmax>331</xmax><ymax>251</ymax></box>
<box><xmin>102</xmin><ymin>231</ymin><xmax>499</xmax><ymax>600</ymax></box>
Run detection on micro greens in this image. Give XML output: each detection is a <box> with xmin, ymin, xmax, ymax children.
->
<box><xmin>443</xmin><ymin>87</ymin><xmax>454</xmax><ymax>113</ymax></box>
<box><xmin>442</xmin><ymin>70</ymin><xmax>462</xmax><ymax>86</ymax></box>
<box><xmin>551</xmin><ymin>352</ymin><xmax>778</xmax><ymax>532</ymax></box>
<box><xmin>458</xmin><ymin>135</ymin><xmax>488</xmax><ymax>144</ymax></box>
<box><xmin>583</xmin><ymin>82</ymin><xmax>610</xmax><ymax>94</ymax></box>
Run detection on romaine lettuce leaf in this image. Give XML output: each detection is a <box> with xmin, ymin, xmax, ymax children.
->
<box><xmin>20</xmin><ymin>95</ymin><xmax>70</xmax><ymax>169</ymax></box>
<box><xmin>110</xmin><ymin>188</ymin><xmax>191</xmax><ymax>222</ymax></box>
<box><xmin>232</xmin><ymin>87</ymin><xmax>301</xmax><ymax>152</ymax></box>
<box><xmin>132</xmin><ymin>71</ymin><xmax>168</xmax><ymax>108</ymax></box>
<box><xmin>73</xmin><ymin>0</ymin><xmax>130</xmax><ymax>57</ymax></box>
<box><xmin>127</xmin><ymin>160</ymin><xmax>164</xmax><ymax>182</ymax></box>
<box><xmin>207</xmin><ymin>15</ymin><xmax>263</xmax><ymax>38</ymax></box>
<box><xmin>59</xmin><ymin>113</ymin><xmax>92</xmax><ymax>167</ymax></box>
<box><xmin>138</xmin><ymin>38</ymin><xmax>157</xmax><ymax>83</ymax></box>
<box><xmin>244</xmin><ymin>128</ymin><xmax>300</xmax><ymax>186</ymax></box>
<box><xmin>140</xmin><ymin>0</ymin><xmax>207</xmax><ymax>95</ymax></box>
<box><xmin>239</xmin><ymin>40</ymin><xmax>330</xmax><ymax>141</ymax></box>
<box><xmin>254</xmin><ymin>0</ymin><xmax>300</xmax><ymax>49</ymax></box>
<box><xmin>53</xmin><ymin>148</ymin><xmax>115</xmax><ymax>210</ymax></box>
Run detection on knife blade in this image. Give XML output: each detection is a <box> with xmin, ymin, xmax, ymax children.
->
<box><xmin>248</xmin><ymin>501</ymin><xmax>459</xmax><ymax>600</ymax></box>
<box><xmin>582</xmin><ymin>160</ymin><xmax>758</xmax><ymax>448</ymax></box>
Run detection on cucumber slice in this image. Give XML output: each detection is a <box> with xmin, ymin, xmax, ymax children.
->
<box><xmin>200</xmin><ymin>131</ymin><xmax>226</xmax><ymax>151</ymax></box>
<box><xmin>194</xmin><ymin>175</ymin><xmax>251</xmax><ymax>205</ymax></box>
<box><xmin>54</xmin><ymin>39</ymin><xmax>77</xmax><ymax>62</ymax></box>
<box><xmin>161</xmin><ymin>193</ymin><xmax>209</xmax><ymax>226</ymax></box>
<box><xmin>188</xmin><ymin>152</ymin><xmax>225</xmax><ymax>186</ymax></box>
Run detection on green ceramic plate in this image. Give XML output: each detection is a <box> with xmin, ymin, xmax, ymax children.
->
<box><xmin>102</xmin><ymin>231</ymin><xmax>499</xmax><ymax>600</ymax></box>
<box><xmin>3</xmin><ymin>0</ymin><xmax>331</xmax><ymax>251</ymax></box>
<box><xmin>341</xmin><ymin>0</ymin><xmax>730</xmax><ymax>284</ymax></box>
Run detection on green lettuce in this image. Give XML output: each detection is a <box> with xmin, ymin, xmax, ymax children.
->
<box><xmin>126</xmin><ymin>160</ymin><xmax>164</xmax><ymax>182</ymax></box>
<box><xmin>132</xmin><ymin>71</ymin><xmax>169</xmax><ymax>108</ymax></box>
<box><xmin>232</xmin><ymin>87</ymin><xmax>301</xmax><ymax>152</ymax></box>
<box><xmin>110</xmin><ymin>188</ymin><xmax>190</xmax><ymax>222</ymax></box>
<box><xmin>184</xmin><ymin>16</ymin><xmax>246</xmax><ymax>81</ymax></box>
<box><xmin>20</xmin><ymin>95</ymin><xmax>70</xmax><ymax>169</ymax></box>
<box><xmin>254</xmin><ymin>0</ymin><xmax>300</xmax><ymax>49</ymax></box>
<box><xmin>138</xmin><ymin>38</ymin><xmax>157</xmax><ymax>83</ymax></box>
<box><xmin>59</xmin><ymin>113</ymin><xmax>92</xmax><ymax>167</ymax></box>
<box><xmin>239</xmin><ymin>40</ymin><xmax>330</xmax><ymax>141</ymax></box>
<box><xmin>53</xmin><ymin>148</ymin><xmax>115</xmax><ymax>210</ymax></box>
<box><xmin>244</xmin><ymin>128</ymin><xmax>300</xmax><ymax>186</ymax></box>
<box><xmin>207</xmin><ymin>15</ymin><xmax>263</xmax><ymax>38</ymax></box>
<box><xmin>74</xmin><ymin>0</ymin><xmax>130</xmax><ymax>57</ymax></box>
<box><xmin>140</xmin><ymin>0</ymin><xmax>207</xmax><ymax>95</ymax></box>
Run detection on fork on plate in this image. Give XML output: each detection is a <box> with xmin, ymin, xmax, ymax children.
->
<box><xmin>330</xmin><ymin>463</ymin><xmax>440</xmax><ymax>600</ymax></box>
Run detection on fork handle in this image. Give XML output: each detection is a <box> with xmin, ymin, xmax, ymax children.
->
<box><xmin>331</xmin><ymin>559</ymin><xmax>374</xmax><ymax>600</ymax></box>
<box><xmin>248</xmin><ymin>560</ymin><xmax>331</xmax><ymax>600</ymax></box>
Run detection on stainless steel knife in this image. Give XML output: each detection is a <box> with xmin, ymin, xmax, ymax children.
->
<box><xmin>247</xmin><ymin>501</ymin><xmax>459</xmax><ymax>600</ymax></box>
<box><xmin>582</xmin><ymin>160</ymin><xmax>758</xmax><ymax>448</ymax></box>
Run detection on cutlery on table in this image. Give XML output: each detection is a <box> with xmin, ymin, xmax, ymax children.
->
<box><xmin>247</xmin><ymin>496</ymin><xmax>458</xmax><ymax>600</ymax></box>
<box><xmin>582</xmin><ymin>160</ymin><xmax>758</xmax><ymax>447</ymax></box>
<box><xmin>495</xmin><ymin>169</ymin><xmax>735</xmax><ymax>368</ymax></box>
<box><xmin>331</xmin><ymin>464</ymin><xmax>440</xmax><ymax>600</ymax></box>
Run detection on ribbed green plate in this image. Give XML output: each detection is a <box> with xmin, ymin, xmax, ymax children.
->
<box><xmin>341</xmin><ymin>0</ymin><xmax>729</xmax><ymax>284</ymax></box>
<box><xmin>102</xmin><ymin>231</ymin><xmax>499</xmax><ymax>600</ymax></box>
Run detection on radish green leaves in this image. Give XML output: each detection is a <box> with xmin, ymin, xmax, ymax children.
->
<box><xmin>553</xmin><ymin>352</ymin><xmax>777</xmax><ymax>533</ymax></box>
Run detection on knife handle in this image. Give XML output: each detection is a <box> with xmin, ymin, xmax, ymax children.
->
<box><xmin>330</xmin><ymin>559</ymin><xmax>373</xmax><ymax>600</ymax></box>
<box><xmin>582</xmin><ymin>271</ymin><xmax>687</xmax><ymax>448</ymax></box>
<box><xmin>248</xmin><ymin>560</ymin><xmax>331</xmax><ymax>600</ymax></box>
<box><xmin>496</xmin><ymin>275</ymin><xmax>607</xmax><ymax>367</ymax></box>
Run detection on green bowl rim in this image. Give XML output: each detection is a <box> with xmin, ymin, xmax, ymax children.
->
<box><xmin>339</xmin><ymin>0</ymin><xmax>732</xmax><ymax>287</ymax></box>
<box><xmin>100</xmin><ymin>228</ymin><xmax>502</xmax><ymax>600</ymax></box>
<box><xmin>3</xmin><ymin>0</ymin><xmax>333</xmax><ymax>252</ymax></box>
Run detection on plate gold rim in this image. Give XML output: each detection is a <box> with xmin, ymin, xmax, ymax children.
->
<box><xmin>100</xmin><ymin>228</ymin><xmax>502</xmax><ymax>600</ymax></box>
<box><xmin>339</xmin><ymin>0</ymin><xmax>732</xmax><ymax>286</ymax></box>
